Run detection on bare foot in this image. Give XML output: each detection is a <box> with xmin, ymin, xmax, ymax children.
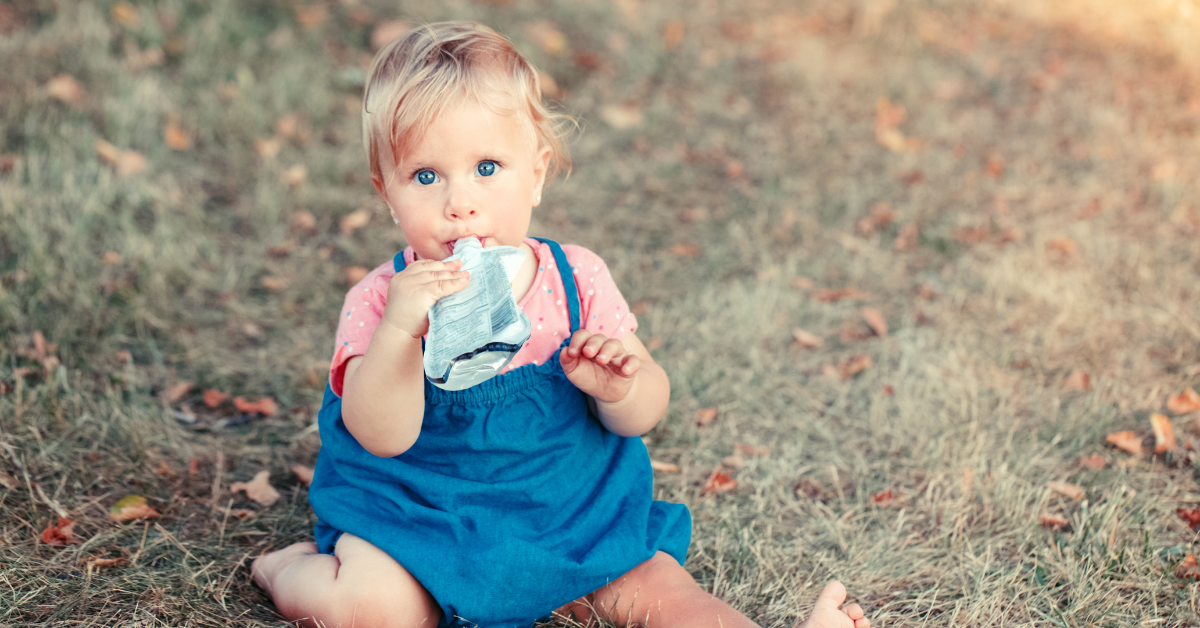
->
<box><xmin>250</xmin><ymin>541</ymin><xmax>319</xmax><ymax>598</ymax></box>
<box><xmin>799</xmin><ymin>582</ymin><xmax>870</xmax><ymax>628</ymax></box>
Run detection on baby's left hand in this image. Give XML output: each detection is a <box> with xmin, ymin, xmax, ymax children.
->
<box><xmin>560</xmin><ymin>330</ymin><xmax>640</xmax><ymax>404</ymax></box>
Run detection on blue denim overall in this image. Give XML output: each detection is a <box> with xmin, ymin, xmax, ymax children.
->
<box><xmin>308</xmin><ymin>238</ymin><xmax>692</xmax><ymax>628</ymax></box>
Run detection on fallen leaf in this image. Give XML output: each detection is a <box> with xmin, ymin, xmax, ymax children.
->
<box><xmin>203</xmin><ymin>389</ymin><xmax>227</xmax><ymax>408</ymax></box>
<box><xmin>840</xmin><ymin>323</ymin><xmax>873</xmax><ymax>343</ymax></box>
<box><xmin>871</xmin><ymin>489</ymin><xmax>897</xmax><ymax>506</ymax></box>
<box><xmin>346</xmin><ymin>266</ymin><xmax>370</xmax><ymax>284</ymax></box>
<box><xmin>282</xmin><ymin>164</ymin><xmax>307</xmax><ymax>186</ymax></box>
<box><xmin>722</xmin><ymin>454</ymin><xmax>745</xmax><ymax>469</ymax></box>
<box><xmin>1079</xmin><ymin>454</ymin><xmax>1106</xmax><ymax>470</ymax></box>
<box><xmin>230</xmin><ymin>470</ymin><xmax>281</xmax><ymax>507</ymax></box>
<box><xmin>108</xmin><ymin>495</ymin><xmax>160</xmax><ymax>522</ymax></box>
<box><xmin>155</xmin><ymin>460</ymin><xmax>174</xmax><ymax>476</ymax></box>
<box><xmin>111</xmin><ymin>2</ymin><xmax>138</xmax><ymax>26</ymax></box>
<box><xmin>291</xmin><ymin>210</ymin><xmax>317</xmax><ymax>231</ymax></box>
<box><xmin>233</xmin><ymin>396</ymin><xmax>278</xmax><ymax>416</ymax></box>
<box><xmin>985</xmin><ymin>155</ymin><xmax>1004</xmax><ymax>178</ymax></box>
<box><xmin>875</xmin><ymin>98</ymin><xmax>919</xmax><ymax>152</ymax></box>
<box><xmin>526</xmin><ymin>21</ymin><xmax>567</xmax><ymax>55</ymax></box>
<box><xmin>83</xmin><ymin>556</ymin><xmax>126</xmax><ymax>568</ymax></box>
<box><xmin>1047</xmin><ymin>481</ymin><xmax>1084</xmax><ymax>500</ymax></box>
<box><xmin>792</xmin><ymin>328</ymin><xmax>823</xmax><ymax>348</ymax></box>
<box><xmin>161</xmin><ymin>381</ymin><xmax>193</xmax><ymax>404</ymax></box>
<box><xmin>839</xmin><ymin>355</ymin><xmax>873</xmax><ymax>380</ymax></box>
<box><xmin>701</xmin><ymin>467</ymin><xmax>737</xmax><ymax>495</ymax></box>
<box><xmin>734</xmin><ymin>443</ymin><xmax>771</xmax><ymax>457</ymax></box>
<box><xmin>813</xmin><ymin>288</ymin><xmax>871</xmax><ymax>303</ymax></box>
<box><xmin>1151</xmin><ymin>413</ymin><xmax>1177</xmax><ymax>453</ymax></box>
<box><xmin>724</xmin><ymin>160</ymin><xmax>743</xmax><ymax>178</ymax></box>
<box><xmin>1168</xmin><ymin>387</ymin><xmax>1200</xmax><ymax>415</ymax></box>
<box><xmin>894</xmin><ymin>223</ymin><xmax>919</xmax><ymax>251</ymax></box>
<box><xmin>188</xmin><ymin>459</ymin><xmax>199</xmax><ymax>475</ymax></box>
<box><xmin>791</xmin><ymin>277</ymin><xmax>814</xmax><ymax>290</ymax></box>
<box><xmin>46</xmin><ymin>74</ymin><xmax>84</xmax><ymax>104</ymax></box>
<box><xmin>1063</xmin><ymin>371</ymin><xmax>1091</xmax><ymax>391</ymax></box>
<box><xmin>255</xmin><ymin>137</ymin><xmax>282</xmax><ymax>159</ymax></box>
<box><xmin>882</xmin><ymin>385</ymin><xmax>894</xmax><ymax>396</ymax></box>
<box><xmin>996</xmin><ymin>226</ymin><xmax>1024</xmax><ymax>244</ymax></box>
<box><xmin>294</xmin><ymin>4</ymin><xmax>327</xmax><ymax>28</ymax></box>
<box><xmin>646</xmin><ymin>337</ymin><xmax>663</xmax><ymax>351</ymax></box>
<box><xmin>340</xmin><ymin>209</ymin><xmax>372</xmax><ymax>234</ymax></box>
<box><xmin>694</xmin><ymin>407</ymin><xmax>718</xmax><ymax>426</ymax></box>
<box><xmin>217</xmin><ymin>506</ymin><xmax>257</xmax><ymax>519</ymax></box>
<box><xmin>857</xmin><ymin>202</ymin><xmax>896</xmax><ymax>236</ymax></box>
<box><xmin>0</xmin><ymin>154</ymin><xmax>15</xmax><ymax>173</ymax></box>
<box><xmin>663</xmin><ymin>20</ymin><xmax>684</xmax><ymax>50</ymax></box>
<box><xmin>0</xmin><ymin>472</ymin><xmax>18</xmax><ymax>489</ymax></box>
<box><xmin>1106</xmin><ymin>430</ymin><xmax>1143</xmax><ymax>455</ymax></box>
<box><xmin>1076</xmin><ymin>198</ymin><xmax>1102</xmax><ymax>220</ymax></box>
<box><xmin>40</xmin><ymin>517</ymin><xmax>78</xmax><ymax>545</ymax></box>
<box><xmin>116</xmin><ymin>151</ymin><xmax>145</xmax><ymax>177</ymax></box>
<box><xmin>1047</xmin><ymin>237</ymin><xmax>1077</xmax><ymax>256</ymax></box>
<box><xmin>371</xmin><ymin>20</ymin><xmax>410</xmax><ymax>50</ymax></box>
<box><xmin>600</xmin><ymin>102</ymin><xmax>643</xmax><ymax>130</ymax></box>
<box><xmin>164</xmin><ymin>119</ymin><xmax>192</xmax><ymax>150</ymax></box>
<box><xmin>861</xmin><ymin>308</ymin><xmax>888</xmax><ymax>337</ymax></box>
<box><xmin>953</xmin><ymin>227</ymin><xmax>989</xmax><ymax>243</ymax></box>
<box><xmin>1039</xmin><ymin>513</ymin><xmax>1069</xmax><ymax>529</ymax></box>
<box><xmin>292</xmin><ymin>464</ymin><xmax>314</xmax><ymax>486</ymax></box>
<box><xmin>102</xmin><ymin>251</ymin><xmax>122</xmax><ymax>265</ymax></box>
<box><xmin>1178</xmin><ymin>508</ymin><xmax>1200</xmax><ymax>530</ymax></box>
<box><xmin>261</xmin><ymin>276</ymin><xmax>290</xmax><ymax>291</ymax></box>
<box><xmin>822</xmin><ymin>364</ymin><xmax>841</xmax><ymax>381</ymax></box>
<box><xmin>274</xmin><ymin>112</ymin><xmax>302</xmax><ymax>139</ymax></box>
<box><xmin>794</xmin><ymin>478</ymin><xmax>824</xmax><ymax>498</ymax></box>
<box><xmin>95</xmin><ymin>139</ymin><xmax>121</xmax><ymax>164</ymax></box>
<box><xmin>669</xmin><ymin>243</ymin><xmax>700</xmax><ymax>256</ymax></box>
<box><xmin>1177</xmin><ymin>554</ymin><xmax>1200</xmax><ymax>580</ymax></box>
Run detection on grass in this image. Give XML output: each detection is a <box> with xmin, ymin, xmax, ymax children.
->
<box><xmin>3</xmin><ymin>0</ymin><xmax>1200</xmax><ymax>625</ymax></box>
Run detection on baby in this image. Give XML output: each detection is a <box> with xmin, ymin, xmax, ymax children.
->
<box><xmin>252</xmin><ymin>21</ymin><xmax>871</xmax><ymax>628</ymax></box>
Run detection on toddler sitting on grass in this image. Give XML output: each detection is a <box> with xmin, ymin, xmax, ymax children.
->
<box><xmin>252</xmin><ymin>21</ymin><xmax>871</xmax><ymax>628</ymax></box>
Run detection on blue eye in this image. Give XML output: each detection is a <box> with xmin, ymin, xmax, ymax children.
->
<box><xmin>416</xmin><ymin>170</ymin><xmax>437</xmax><ymax>185</ymax></box>
<box><xmin>476</xmin><ymin>161</ymin><xmax>497</xmax><ymax>177</ymax></box>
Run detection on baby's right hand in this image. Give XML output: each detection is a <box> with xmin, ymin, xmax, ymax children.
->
<box><xmin>382</xmin><ymin>259</ymin><xmax>469</xmax><ymax>338</ymax></box>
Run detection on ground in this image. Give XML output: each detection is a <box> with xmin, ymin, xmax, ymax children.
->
<box><xmin>2</xmin><ymin>0</ymin><xmax>1200</xmax><ymax>626</ymax></box>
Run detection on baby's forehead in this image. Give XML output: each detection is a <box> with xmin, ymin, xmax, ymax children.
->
<box><xmin>392</xmin><ymin>98</ymin><xmax>538</xmax><ymax>160</ymax></box>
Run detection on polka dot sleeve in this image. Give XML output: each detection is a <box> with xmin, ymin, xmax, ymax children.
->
<box><xmin>329</xmin><ymin>262</ymin><xmax>394</xmax><ymax>397</ymax></box>
<box><xmin>562</xmin><ymin>245</ymin><xmax>638</xmax><ymax>341</ymax></box>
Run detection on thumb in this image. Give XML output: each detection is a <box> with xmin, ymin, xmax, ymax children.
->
<box><xmin>811</xmin><ymin>582</ymin><xmax>848</xmax><ymax>612</ymax></box>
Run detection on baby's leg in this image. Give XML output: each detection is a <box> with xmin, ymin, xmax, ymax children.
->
<box><xmin>251</xmin><ymin>534</ymin><xmax>440</xmax><ymax>628</ymax></box>
<box><xmin>553</xmin><ymin>552</ymin><xmax>868</xmax><ymax>628</ymax></box>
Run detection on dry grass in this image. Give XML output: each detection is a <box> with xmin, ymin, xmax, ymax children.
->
<box><xmin>3</xmin><ymin>0</ymin><xmax>1200</xmax><ymax>626</ymax></box>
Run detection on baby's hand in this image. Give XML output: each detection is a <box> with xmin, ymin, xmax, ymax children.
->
<box><xmin>560</xmin><ymin>330</ymin><xmax>640</xmax><ymax>404</ymax></box>
<box><xmin>383</xmin><ymin>259</ymin><xmax>469</xmax><ymax>338</ymax></box>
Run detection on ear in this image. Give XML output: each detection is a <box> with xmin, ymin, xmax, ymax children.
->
<box><xmin>371</xmin><ymin>172</ymin><xmax>401</xmax><ymax>224</ymax></box>
<box><xmin>530</xmin><ymin>146</ymin><xmax>552</xmax><ymax>207</ymax></box>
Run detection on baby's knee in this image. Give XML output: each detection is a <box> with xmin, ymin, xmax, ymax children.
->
<box><xmin>325</xmin><ymin>570</ymin><xmax>441</xmax><ymax>628</ymax></box>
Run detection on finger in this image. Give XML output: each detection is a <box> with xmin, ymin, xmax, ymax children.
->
<box><xmin>612</xmin><ymin>353</ymin><xmax>640</xmax><ymax>377</ymax></box>
<box><xmin>581</xmin><ymin>334</ymin><xmax>609</xmax><ymax>359</ymax></box>
<box><xmin>566</xmin><ymin>330</ymin><xmax>592</xmax><ymax>357</ymax></box>
<box><xmin>430</xmin><ymin>275</ymin><xmax>470</xmax><ymax>298</ymax></box>
<box><xmin>593</xmin><ymin>338</ymin><xmax>626</xmax><ymax>365</ymax></box>
<box><xmin>812</xmin><ymin>582</ymin><xmax>847</xmax><ymax>612</ymax></box>
<box><xmin>842</xmin><ymin>604</ymin><xmax>864</xmax><ymax>621</ymax></box>
<box><xmin>854</xmin><ymin>617</ymin><xmax>870</xmax><ymax>628</ymax></box>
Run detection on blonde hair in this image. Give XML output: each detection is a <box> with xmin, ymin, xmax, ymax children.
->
<box><xmin>363</xmin><ymin>21</ymin><xmax>573</xmax><ymax>187</ymax></box>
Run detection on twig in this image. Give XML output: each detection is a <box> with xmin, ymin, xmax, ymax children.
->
<box><xmin>33</xmin><ymin>482</ymin><xmax>68</xmax><ymax>519</ymax></box>
<box><xmin>210</xmin><ymin>451</ymin><xmax>225</xmax><ymax>511</ymax></box>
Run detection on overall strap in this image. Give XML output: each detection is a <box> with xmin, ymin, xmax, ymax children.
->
<box><xmin>533</xmin><ymin>238</ymin><xmax>581</xmax><ymax>334</ymax></box>
<box><xmin>393</xmin><ymin>250</ymin><xmax>408</xmax><ymax>273</ymax></box>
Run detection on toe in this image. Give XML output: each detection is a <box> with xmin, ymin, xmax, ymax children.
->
<box><xmin>812</xmin><ymin>581</ymin><xmax>848</xmax><ymax>611</ymax></box>
<box><xmin>841</xmin><ymin>603</ymin><xmax>864</xmax><ymax>620</ymax></box>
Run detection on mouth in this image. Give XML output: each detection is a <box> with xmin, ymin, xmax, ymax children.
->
<box><xmin>446</xmin><ymin>235</ymin><xmax>485</xmax><ymax>252</ymax></box>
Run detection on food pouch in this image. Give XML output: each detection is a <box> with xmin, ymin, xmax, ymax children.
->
<box><xmin>423</xmin><ymin>237</ymin><xmax>531</xmax><ymax>390</ymax></box>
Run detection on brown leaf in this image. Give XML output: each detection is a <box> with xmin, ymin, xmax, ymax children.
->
<box><xmin>203</xmin><ymin>389</ymin><xmax>227</xmax><ymax>408</ymax></box>
<box><xmin>985</xmin><ymin>155</ymin><xmax>1004</xmax><ymax>178</ymax></box>
<box><xmin>840</xmin><ymin>323</ymin><xmax>873</xmax><ymax>343</ymax></box>
<box><xmin>701</xmin><ymin>467</ymin><xmax>737</xmax><ymax>495</ymax></box>
<box><xmin>261</xmin><ymin>276</ymin><xmax>290</xmax><ymax>291</ymax></box>
<box><xmin>217</xmin><ymin>506</ymin><xmax>257</xmax><ymax>519</ymax></box>
<box><xmin>1063</xmin><ymin>371</ymin><xmax>1091</xmax><ymax>391</ymax></box>
<box><xmin>813</xmin><ymin>288</ymin><xmax>871</xmax><ymax>303</ymax></box>
<box><xmin>1177</xmin><ymin>508</ymin><xmax>1200</xmax><ymax>530</ymax></box>
<box><xmin>1106</xmin><ymin>430</ymin><xmax>1144</xmax><ymax>455</ymax></box>
<box><xmin>1176</xmin><ymin>554</ymin><xmax>1200</xmax><ymax>580</ymax></box>
<box><xmin>670</xmin><ymin>243</ymin><xmax>700</xmax><ymax>257</ymax></box>
<box><xmin>0</xmin><ymin>154</ymin><xmax>15</xmax><ymax>173</ymax></box>
<box><xmin>274</xmin><ymin>112</ymin><xmax>302</xmax><ymax>139</ymax></box>
<box><xmin>282</xmin><ymin>164</ymin><xmax>307</xmax><ymax>186</ymax></box>
<box><xmin>155</xmin><ymin>460</ymin><xmax>174</xmax><ymax>476</ymax></box>
<box><xmin>1046</xmin><ymin>237</ymin><xmax>1077</xmax><ymax>256</ymax></box>
<box><xmin>1079</xmin><ymin>454</ymin><xmax>1106</xmax><ymax>470</ymax></box>
<box><xmin>371</xmin><ymin>20</ymin><xmax>410</xmax><ymax>50</ymax></box>
<box><xmin>340</xmin><ymin>209</ymin><xmax>372</xmax><ymax>234</ymax></box>
<box><xmin>722</xmin><ymin>454</ymin><xmax>745</xmax><ymax>469</ymax></box>
<box><xmin>650</xmin><ymin>459</ymin><xmax>679</xmax><ymax>473</ymax></box>
<box><xmin>294</xmin><ymin>4</ymin><xmax>327</xmax><ymax>28</ymax></box>
<box><xmin>101</xmin><ymin>251</ymin><xmax>122</xmax><ymax>265</ymax></box>
<box><xmin>1047</xmin><ymin>481</ymin><xmax>1084</xmax><ymax>500</ymax></box>
<box><xmin>160</xmin><ymin>381</ymin><xmax>193</xmax><ymax>404</ymax></box>
<box><xmin>839</xmin><ymin>355</ymin><xmax>873</xmax><ymax>380</ymax></box>
<box><xmin>40</xmin><ymin>517</ymin><xmax>78</xmax><ymax>545</ymax></box>
<box><xmin>791</xmin><ymin>277</ymin><xmax>814</xmax><ymax>290</ymax></box>
<box><xmin>1039</xmin><ymin>513</ymin><xmax>1069</xmax><ymax>529</ymax></box>
<box><xmin>1151</xmin><ymin>413</ymin><xmax>1177</xmax><ymax>453</ymax></box>
<box><xmin>230</xmin><ymin>470</ymin><xmax>281</xmax><ymax>507</ymax></box>
<box><xmin>792</xmin><ymin>328</ymin><xmax>823</xmax><ymax>348</ymax></box>
<box><xmin>233</xmin><ymin>396</ymin><xmax>278</xmax><ymax>416</ymax></box>
<box><xmin>861</xmin><ymin>308</ymin><xmax>888</xmax><ymax>337</ymax></box>
<box><xmin>0</xmin><ymin>472</ymin><xmax>18</xmax><ymax>489</ymax></box>
<box><xmin>858</xmin><ymin>202</ymin><xmax>896</xmax><ymax>236</ymax></box>
<box><xmin>871</xmin><ymin>489</ymin><xmax>897</xmax><ymax>506</ymax></box>
<box><xmin>1168</xmin><ymin>387</ymin><xmax>1200</xmax><ymax>415</ymax></box>
<box><xmin>822</xmin><ymin>364</ymin><xmax>841</xmax><ymax>381</ymax></box>
<box><xmin>734</xmin><ymin>443</ymin><xmax>771</xmax><ymax>457</ymax></box>
<box><xmin>291</xmin><ymin>210</ymin><xmax>317</xmax><ymax>231</ymax></box>
<box><xmin>953</xmin><ymin>227</ymin><xmax>989</xmax><ymax>244</ymax></box>
<box><xmin>1076</xmin><ymin>198</ymin><xmax>1102</xmax><ymax>220</ymax></box>
<box><xmin>663</xmin><ymin>20</ymin><xmax>684</xmax><ymax>50</ymax></box>
<box><xmin>95</xmin><ymin>139</ymin><xmax>121</xmax><ymax>164</ymax></box>
<box><xmin>108</xmin><ymin>495</ymin><xmax>160</xmax><ymax>522</ymax></box>
<box><xmin>345</xmin><ymin>266</ymin><xmax>370</xmax><ymax>284</ymax></box>
<box><xmin>46</xmin><ymin>74</ymin><xmax>84</xmax><ymax>104</ymax></box>
<box><xmin>33</xmin><ymin>330</ymin><xmax>47</xmax><ymax>359</ymax></box>
<box><xmin>111</xmin><ymin>2</ymin><xmax>138</xmax><ymax>26</ymax></box>
<box><xmin>694</xmin><ymin>407</ymin><xmax>718</xmax><ymax>426</ymax></box>
<box><xmin>291</xmin><ymin>464</ymin><xmax>314</xmax><ymax>486</ymax></box>
<box><xmin>600</xmin><ymin>102</ymin><xmax>643</xmax><ymax>130</ymax></box>
<box><xmin>882</xmin><ymin>385</ymin><xmax>894</xmax><ymax>396</ymax></box>
<box><xmin>894</xmin><ymin>223</ymin><xmax>919</xmax><ymax>251</ymax></box>
<box><xmin>83</xmin><ymin>556</ymin><xmax>126</xmax><ymax>568</ymax></box>
<box><xmin>255</xmin><ymin>137</ymin><xmax>282</xmax><ymax>159</ymax></box>
<box><xmin>116</xmin><ymin>151</ymin><xmax>145</xmax><ymax>177</ymax></box>
<box><xmin>526</xmin><ymin>21</ymin><xmax>567</xmax><ymax>55</ymax></box>
<box><xmin>164</xmin><ymin>119</ymin><xmax>192</xmax><ymax>150</ymax></box>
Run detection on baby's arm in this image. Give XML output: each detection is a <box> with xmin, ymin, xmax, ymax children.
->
<box><xmin>341</xmin><ymin>259</ymin><xmax>469</xmax><ymax>457</ymax></box>
<box><xmin>561</xmin><ymin>330</ymin><xmax>670</xmax><ymax>436</ymax></box>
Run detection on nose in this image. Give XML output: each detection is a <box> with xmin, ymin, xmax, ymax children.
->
<box><xmin>444</xmin><ymin>181</ymin><xmax>478</xmax><ymax>220</ymax></box>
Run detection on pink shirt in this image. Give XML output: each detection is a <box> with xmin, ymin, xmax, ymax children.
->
<box><xmin>329</xmin><ymin>238</ymin><xmax>639</xmax><ymax>397</ymax></box>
